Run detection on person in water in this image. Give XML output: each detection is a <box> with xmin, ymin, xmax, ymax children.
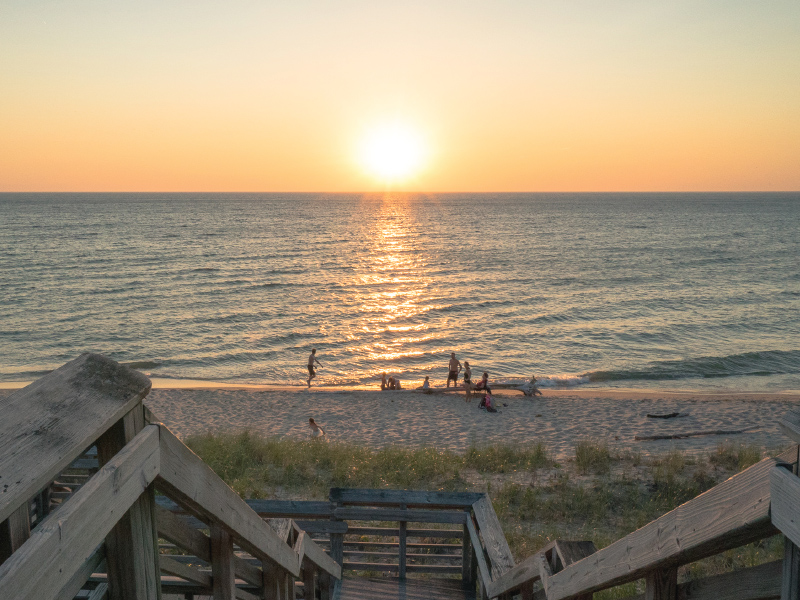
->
<box><xmin>446</xmin><ymin>353</ymin><xmax>462</xmax><ymax>387</ymax></box>
<box><xmin>308</xmin><ymin>418</ymin><xmax>325</xmax><ymax>438</ymax></box>
<box><xmin>307</xmin><ymin>348</ymin><xmax>322</xmax><ymax>387</ymax></box>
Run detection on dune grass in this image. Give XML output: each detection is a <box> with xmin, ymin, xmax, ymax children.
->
<box><xmin>184</xmin><ymin>430</ymin><xmax>785</xmax><ymax>599</ymax></box>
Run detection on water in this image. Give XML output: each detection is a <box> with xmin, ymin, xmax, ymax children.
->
<box><xmin>1</xmin><ymin>192</ymin><xmax>799</xmax><ymax>392</ymax></box>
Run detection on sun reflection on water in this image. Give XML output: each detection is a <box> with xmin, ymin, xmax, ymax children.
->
<box><xmin>342</xmin><ymin>195</ymin><xmax>442</xmax><ymax>379</ymax></box>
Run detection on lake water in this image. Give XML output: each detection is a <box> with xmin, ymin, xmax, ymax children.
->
<box><xmin>1</xmin><ymin>192</ymin><xmax>798</xmax><ymax>392</ymax></box>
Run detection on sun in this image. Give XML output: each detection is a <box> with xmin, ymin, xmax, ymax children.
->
<box><xmin>358</xmin><ymin>122</ymin><xmax>427</xmax><ymax>184</ymax></box>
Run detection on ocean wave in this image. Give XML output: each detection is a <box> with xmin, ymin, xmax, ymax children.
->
<box><xmin>584</xmin><ymin>350</ymin><xmax>800</xmax><ymax>383</ymax></box>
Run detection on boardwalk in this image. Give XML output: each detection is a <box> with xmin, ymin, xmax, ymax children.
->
<box><xmin>339</xmin><ymin>576</ymin><xmax>476</xmax><ymax>600</ymax></box>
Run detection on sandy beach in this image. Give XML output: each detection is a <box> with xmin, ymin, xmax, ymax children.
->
<box><xmin>136</xmin><ymin>386</ymin><xmax>800</xmax><ymax>461</ymax></box>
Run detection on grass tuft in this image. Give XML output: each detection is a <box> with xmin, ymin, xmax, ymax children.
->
<box><xmin>575</xmin><ymin>439</ymin><xmax>611</xmax><ymax>475</ymax></box>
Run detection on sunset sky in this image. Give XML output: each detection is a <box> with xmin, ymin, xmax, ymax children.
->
<box><xmin>1</xmin><ymin>1</ymin><xmax>798</xmax><ymax>192</ymax></box>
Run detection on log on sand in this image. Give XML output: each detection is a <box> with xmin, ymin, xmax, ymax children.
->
<box><xmin>634</xmin><ymin>426</ymin><xmax>759</xmax><ymax>441</ymax></box>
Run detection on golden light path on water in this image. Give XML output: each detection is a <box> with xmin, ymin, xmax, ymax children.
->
<box><xmin>342</xmin><ymin>196</ymin><xmax>446</xmax><ymax>383</ymax></box>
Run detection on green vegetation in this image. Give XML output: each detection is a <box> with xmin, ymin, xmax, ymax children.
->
<box><xmin>185</xmin><ymin>431</ymin><xmax>787</xmax><ymax>598</ymax></box>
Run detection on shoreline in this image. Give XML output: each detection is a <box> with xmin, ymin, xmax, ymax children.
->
<box><xmin>1</xmin><ymin>376</ymin><xmax>798</xmax><ymax>397</ymax></box>
<box><xmin>3</xmin><ymin>380</ymin><xmax>798</xmax><ymax>462</ymax></box>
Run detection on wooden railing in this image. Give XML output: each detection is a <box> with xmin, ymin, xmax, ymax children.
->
<box><xmin>479</xmin><ymin>435</ymin><xmax>800</xmax><ymax>599</ymax></box>
<box><xmin>5</xmin><ymin>353</ymin><xmax>800</xmax><ymax>600</ymax></box>
<box><xmin>0</xmin><ymin>353</ymin><xmax>340</xmax><ymax>600</ymax></box>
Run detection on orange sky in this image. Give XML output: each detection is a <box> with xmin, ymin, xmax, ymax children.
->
<box><xmin>1</xmin><ymin>1</ymin><xmax>798</xmax><ymax>192</ymax></box>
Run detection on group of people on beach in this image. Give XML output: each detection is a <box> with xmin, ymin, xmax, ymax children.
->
<box><xmin>443</xmin><ymin>353</ymin><xmax>492</xmax><ymax>394</ymax></box>
<box><xmin>307</xmin><ymin>348</ymin><xmax>494</xmax><ymax>399</ymax></box>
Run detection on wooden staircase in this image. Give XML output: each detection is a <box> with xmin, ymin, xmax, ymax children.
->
<box><xmin>4</xmin><ymin>354</ymin><xmax>800</xmax><ymax>600</ymax></box>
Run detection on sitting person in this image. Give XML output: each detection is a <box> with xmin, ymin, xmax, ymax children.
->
<box><xmin>388</xmin><ymin>376</ymin><xmax>396</xmax><ymax>390</ymax></box>
<box><xmin>474</xmin><ymin>372</ymin><xmax>492</xmax><ymax>395</ymax></box>
<box><xmin>308</xmin><ymin>418</ymin><xmax>325</xmax><ymax>438</ymax></box>
<box><xmin>478</xmin><ymin>393</ymin><xmax>497</xmax><ymax>413</ymax></box>
<box><xmin>422</xmin><ymin>376</ymin><xmax>431</xmax><ymax>392</ymax></box>
<box><xmin>394</xmin><ymin>376</ymin><xmax>402</xmax><ymax>390</ymax></box>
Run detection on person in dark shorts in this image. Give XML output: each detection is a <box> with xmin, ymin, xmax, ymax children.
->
<box><xmin>307</xmin><ymin>349</ymin><xmax>322</xmax><ymax>387</ymax></box>
<box><xmin>446</xmin><ymin>353</ymin><xmax>462</xmax><ymax>387</ymax></box>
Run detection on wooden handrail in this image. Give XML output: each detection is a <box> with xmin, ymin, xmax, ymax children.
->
<box><xmin>0</xmin><ymin>353</ymin><xmax>151</xmax><ymax>524</ymax></box>
<box><xmin>155</xmin><ymin>423</ymin><xmax>302</xmax><ymax>577</ymax></box>
<box><xmin>0</xmin><ymin>425</ymin><xmax>160</xmax><ymax>600</ymax></box>
<box><xmin>329</xmin><ymin>488</ymin><xmax>484</xmax><ymax>508</ymax></box>
<box><xmin>294</xmin><ymin>531</ymin><xmax>342</xmax><ymax>580</ymax></box>
<box><xmin>523</xmin><ymin>447</ymin><xmax>797</xmax><ymax>600</ymax></box>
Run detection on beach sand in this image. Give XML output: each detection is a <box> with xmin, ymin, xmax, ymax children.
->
<box><xmin>139</xmin><ymin>387</ymin><xmax>800</xmax><ymax>461</ymax></box>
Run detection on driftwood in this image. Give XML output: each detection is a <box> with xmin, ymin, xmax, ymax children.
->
<box><xmin>646</xmin><ymin>412</ymin><xmax>681</xmax><ymax>419</ymax></box>
<box><xmin>634</xmin><ymin>426</ymin><xmax>758</xmax><ymax>441</ymax></box>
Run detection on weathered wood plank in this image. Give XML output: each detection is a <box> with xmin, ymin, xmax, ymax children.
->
<box><xmin>545</xmin><ymin>448</ymin><xmax>797</xmax><ymax>600</ymax></box>
<box><xmin>485</xmin><ymin>552</ymin><xmax>542</xmax><ymax>599</ymax></box>
<box><xmin>341</xmin><ymin>562</ymin><xmax>462</xmax><ymax>574</ymax></box>
<box><xmin>771</xmin><ymin>466</ymin><xmax>800</xmax><ymax>548</ymax></box>
<box><xmin>97</xmin><ymin>406</ymin><xmax>161</xmax><ymax>600</ymax></box>
<box><xmin>342</xmin><ymin>549</ymin><xmax>460</xmax><ymax>561</ymax></box>
<box><xmin>645</xmin><ymin>567</ymin><xmax>677</xmax><ymax>600</ymax></box>
<box><xmin>54</xmin><ymin>546</ymin><xmax>106</xmax><ymax>600</ymax></box>
<box><xmin>337</xmin><ymin>576</ymin><xmax>477</xmax><ymax>600</ymax></box>
<box><xmin>329</xmin><ymin>489</ymin><xmax>483</xmax><ymax>508</ymax></box>
<box><xmin>346</xmin><ymin>526</ymin><xmax>461</xmax><ymax>538</ymax></box>
<box><xmin>625</xmin><ymin>559</ymin><xmax>781</xmax><ymax>600</ymax></box>
<box><xmin>88</xmin><ymin>583</ymin><xmax>109</xmax><ymax>600</ymax></box>
<box><xmin>0</xmin><ymin>425</ymin><xmax>160</xmax><ymax>600</ymax></box>
<box><xmin>0</xmin><ymin>502</ymin><xmax>31</xmax><ymax>564</ymax></box>
<box><xmin>248</xmin><ymin>500</ymin><xmax>333</xmax><ymax>519</ymax></box>
<box><xmin>780</xmin><ymin>411</ymin><xmax>800</xmax><ymax>445</ymax></box>
<box><xmin>156</xmin><ymin>504</ymin><xmax>211</xmax><ymax>561</ymax></box>
<box><xmin>296</xmin><ymin>532</ymin><xmax>342</xmax><ymax>579</ymax></box>
<box><xmin>155</xmin><ymin>424</ymin><xmax>300</xmax><ymax>577</ymax></box>
<box><xmin>466</xmin><ymin>517</ymin><xmax>493</xmax><ymax>590</ymax></box>
<box><xmin>212</xmin><ymin>525</ymin><xmax>236</xmax><ymax>600</ymax></box>
<box><xmin>0</xmin><ymin>353</ymin><xmax>151</xmax><ymax>524</ymax></box>
<box><xmin>159</xmin><ymin>555</ymin><xmax>212</xmax><ymax>587</ymax></box>
<box><xmin>295</xmin><ymin>520</ymin><xmax>348</xmax><ymax>535</ymax></box>
<box><xmin>333</xmin><ymin>507</ymin><xmax>467</xmax><ymax>524</ymax></box>
<box><xmin>554</xmin><ymin>541</ymin><xmax>596</xmax><ymax>570</ymax></box>
<box><xmin>471</xmin><ymin>495</ymin><xmax>514</xmax><ymax>581</ymax></box>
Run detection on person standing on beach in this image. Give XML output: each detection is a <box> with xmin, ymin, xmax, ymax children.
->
<box><xmin>446</xmin><ymin>353</ymin><xmax>462</xmax><ymax>387</ymax></box>
<box><xmin>307</xmin><ymin>349</ymin><xmax>322</xmax><ymax>387</ymax></box>
<box><xmin>463</xmin><ymin>361</ymin><xmax>473</xmax><ymax>402</ymax></box>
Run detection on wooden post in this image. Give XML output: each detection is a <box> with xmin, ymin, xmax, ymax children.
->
<box><xmin>645</xmin><ymin>567</ymin><xmax>677</xmax><ymax>600</ymax></box>
<box><xmin>303</xmin><ymin>560</ymin><xmax>316</xmax><ymax>600</ymax></box>
<box><xmin>462</xmin><ymin>521</ymin><xmax>474</xmax><ymax>585</ymax></box>
<box><xmin>319</xmin><ymin>573</ymin><xmax>332</xmax><ymax>600</ymax></box>
<box><xmin>0</xmin><ymin>502</ymin><xmax>30</xmax><ymax>564</ymax></box>
<box><xmin>96</xmin><ymin>405</ymin><xmax>161</xmax><ymax>600</ymax></box>
<box><xmin>264</xmin><ymin>566</ymin><xmax>293</xmax><ymax>600</ymax></box>
<box><xmin>783</xmin><ymin>447</ymin><xmax>800</xmax><ymax>600</ymax></box>
<box><xmin>398</xmin><ymin>503</ymin><xmax>407</xmax><ymax>580</ymax></box>
<box><xmin>330</xmin><ymin>500</ymin><xmax>344</xmax><ymax>569</ymax></box>
<box><xmin>211</xmin><ymin>525</ymin><xmax>236</xmax><ymax>600</ymax></box>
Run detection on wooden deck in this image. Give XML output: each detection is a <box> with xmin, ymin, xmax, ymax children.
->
<box><xmin>338</xmin><ymin>576</ymin><xmax>476</xmax><ymax>600</ymax></box>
